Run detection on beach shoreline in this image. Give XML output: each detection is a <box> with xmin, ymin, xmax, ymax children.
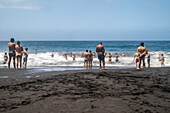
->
<box><xmin>0</xmin><ymin>67</ymin><xmax>170</xmax><ymax>113</ymax></box>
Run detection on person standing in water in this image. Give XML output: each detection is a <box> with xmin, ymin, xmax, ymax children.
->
<box><xmin>107</xmin><ymin>53</ymin><xmax>112</xmax><ymax>63</ymax></box>
<box><xmin>15</xmin><ymin>41</ymin><xmax>23</xmax><ymax>70</ymax></box>
<box><xmin>137</xmin><ymin>42</ymin><xmax>147</xmax><ymax>69</ymax></box>
<box><xmin>88</xmin><ymin>50</ymin><xmax>93</xmax><ymax>69</ymax></box>
<box><xmin>134</xmin><ymin>53</ymin><xmax>139</xmax><ymax>69</ymax></box>
<box><xmin>8</xmin><ymin>38</ymin><xmax>16</xmax><ymax>69</ymax></box>
<box><xmin>96</xmin><ymin>42</ymin><xmax>107</xmax><ymax>70</ymax></box>
<box><xmin>72</xmin><ymin>54</ymin><xmax>76</xmax><ymax>61</ymax></box>
<box><xmin>161</xmin><ymin>54</ymin><xmax>165</xmax><ymax>66</ymax></box>
<box><xmin>83</xmin><ymin>50</ymin><xmax>89</xmax><ymax>70</ymax></box>
<box><xmin>3</xmin><ymin>53</ymin><xmax>8</xmax><ymax>64</ymax></box>
<box><xmin>147</xmin><ymin>53</ymin><xmax>150</xmax><ymax>68</ymax></box>
<box><xmin>23</xmin><ymin>48</ymin><xmax>28</xmax><ymax>69</ymax></box>
<box><xmin>64</xmin><ymin>54</ymin><xmax>67</xmax><ymax>60</ymax></box>
<box><xmin>114</xmin><ymin>53</ymin><xmax>120</xmax><ymax>63</ymax></box>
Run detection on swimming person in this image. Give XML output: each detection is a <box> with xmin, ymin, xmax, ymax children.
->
<box><xmin>51</xmin><ymin>53</ymin><xmax>54</xmax><ymax>57</ymax></box>
<box><xmin>96</xmin><ymin>42</ymin><xmax>107</xmax><ymax>70</ymax></box>
<box><xmin>23</xmin><ymin>48</ymin><xmax>28</xmax><ymax>69</ymax></box>
<box><xmin>3</xmin><ymin>53</ymin><xmax>8</xmax><ymax>64</ymax></box>
<box><xmin>72</xmin><ymin>54</ymin><xmax>76</xmax><ymax>61</ymax></box>
<box><xmin>137</xmin><ymin>42</ymin><xmax>147</xmax><ymax>69</ymax></box>
<box><xmin>161</xmin><ymin>54</ymin><xmax>165</xmax><ymax>66</ymax></box>
<box><xmin>15</xmin><ymin>41</ymin><xmax>23</xmax><ymax>70</ymax></box>
<box><xmin>89</xmin><ymin>50</ymin><xmax>93</xmax><ymax>69</ymax></box>
<box><xmin>8</xmin><ymin>38</ymin><xmax>16</xmax><ymax>69</ymax></box>
<box><xmin>107</xmin><ymin>53</ymin><xmax>112</xmax><ymax>63</ymax></box>
<box><xmin>134</xmin><ymin>53</ymin><xmax>139</xmax><ymax>69</ymax></box>
<box><xmin>114</xmin><ymin>53</ymin><xmax>120</xmax><ymax>63</ymax></box>
<box><xmin>122</xmin><ymin>53</ymin><xmax>126</xmax><ymax>57</ymax></box>
<box><xmin>64</xmin><ymin>54</ymin><xmax>67</xmax><ymax>60</ymax></box>
<box><xmin>147</xmin><ymin>53</ymin><xmax>150</xmax><ymax>68</ymax></box>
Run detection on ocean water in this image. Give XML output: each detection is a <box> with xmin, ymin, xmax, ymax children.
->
<box><xmin>0</xmin><ymin>41</ymin><xmax>170</xmax><ymax>69</ymax></box>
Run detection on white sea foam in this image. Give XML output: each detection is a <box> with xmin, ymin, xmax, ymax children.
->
<box><xmin>0</xmin><ymin>51</ymin><xmax>170</xmax><ymax>68</ymax></box>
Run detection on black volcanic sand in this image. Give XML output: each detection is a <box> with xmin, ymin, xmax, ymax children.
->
<box><xmin>0</xmin><ymin>67</ymin><xmax>170</xmax><ymax>113</ymax></box>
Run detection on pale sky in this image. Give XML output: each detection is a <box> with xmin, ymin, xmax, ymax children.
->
<box><xmin>0</xmin><ymin>0</ymin><xmax>170</xmax><ymax>41</ymax></box>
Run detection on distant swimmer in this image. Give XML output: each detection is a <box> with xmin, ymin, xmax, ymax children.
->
<box><xmin>107</xmin><ymin>53</ymin><xmax>112</xmax><ymax>63</ymax></box>
<box><xmin>161</xmin><ymin>54</ymin><xmax>165</xmax><ymax>66</ymax></box>
<box><xmin>137</xmin><ymin>42</ymin><xmax>147</xmax><ymax>69</ymax></box>
<box><xmin>72</xmin><ymin>54</ymin><xmax>76</xmax><ymax>61</ymax></box>
<box><xmin>83</xmin><ymin>50</ymin><xmax>89</xmax><ymax>70</ymax></box>
<box><xmin>64</xmin><ymin>54</ymin><xmax>67</xmax><ymax>60</ymax></box>
<box><xmin>15</xmin><ymin>41</ymin><xmax>23</xmax><ymax>70</ymax></box>
<box><xmin>70</xmin><ymin>52</ymin><xmax>72</xmax><ymax>57</ymax></box>
<box><xmin>89</xmin><ymin>50</ymin><xmax>93</xmax><ymax>69</ymax></box>
<box><xmin>81</xmin><ymin>53</ymin><xmax>84</xmax><ymax>58</ymax></box>
<box><xmin>134</xmin><ymin>53</ymin><xmax>139</xmax><ymax>69</ymax></box>
<box><xmin>3</xmin><ymin>53</ymin><xmax>8</xmax><ymax>64</ymax></box>
<box><xmin>147</xmin><ymin>53</ymin><xmax>150</xmax><ymax>68</ymax></box>
<box><xmin>23</xmin><ymin>48</ymin><xmax>28</xmax><ymax>69</ymax></box>
<box><xmin>114</xmin><ymin>53</ymin><xmax>120</xmax><ymax>63</ymax></box>
<box><xmin>96</xmin><ymin>42</ymin><xmax>107</xmax><ymax>70</ymax></box>
<box><xmin>8</xmin><ymin>38</ymin><xmax>16</xmax><ymax>69</ymax></box>
<box><xmin>122</xmin><ymin>53</ymin><xmax>126</xmax><ymax>57</ymax></box>
<box><xmin>51</xmin><ymin>53</ymin><xmax>54</xmax><ymax>58</ymax></box>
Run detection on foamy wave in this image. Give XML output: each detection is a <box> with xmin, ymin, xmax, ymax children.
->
<box><xmin>0</xmin><ymin>51</ymin><xmax>170</xmax><ymax>67</ymax></box>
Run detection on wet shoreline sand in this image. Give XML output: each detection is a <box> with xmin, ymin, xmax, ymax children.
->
<box><xmin>0</xmin><ymin>67</ymin><xmax>170</xmax><ymax>113</ymax></box>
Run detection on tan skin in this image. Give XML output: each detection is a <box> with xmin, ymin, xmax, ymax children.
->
<box><xmin>4</xmin><ymin>54</ymin><xmax>8</xmax><ymax>61</ymax></box>
<box><xmin>114</xmin><ymin>54</ymin><xmax>119</xmax><ymax>58</ymax></box>
<box><xmin>8</xmin><ymin>42</ymin><xmax>16</xmax><ymax>69</ymax></box>
<box><xmin>72</xmin><ymin>55</ymin><xmax>76</xmax><ymax>61</ymax></box>
<box><xmin>134</xmin><ymin>53</ymin><xmax>139</xmax><ymax>68</ymax></box>
<box><xmin>83</xmin><ymin>52</ymin><xmax>89</xmax><ymax>70</ymax></box>
<box><xmin>161</xmin><ymin>55</ymin><xmax>165</xmax><ymax>66</ymax></box>
<box><xmin>137</xmin><ymin>46</ymin><xmax>147</xmax><ymax>69</ymax></box>
<box><xmin>147</xmin><ymin>53</ymin><xmax>150</xmax><ymax>67</ymax></box>
<box><xmin>107</xmin><ymin>54</ymin><xmax>112</xmax><ymax>62</ymax></box>
<box><xmin>89</xmin><ymin>52</ymin><xmax>93</xmax><ymax>69</ymax></box>
<box><xmin>122</xmin><ymin>53</ymin><xmax>125</xmax><ymax>57</ymax></box>
<box><xmin>96</xmin><ymin>44</ymin><xmax>107</xmax><ymax>70</ymax></box>
<box><xmin>64</xmin><ymin>54</ymin><xmax>67</xmax><ymax>60</ymax></box>
<box><xmin>23</xmin><ymin>50</ymin><xmax>28</xmax><ymax>69</ymax></box>
<box><xmin>15</xmin><ymin>43</ymin><xmax>23</xmax><ymax>70</ymax></box>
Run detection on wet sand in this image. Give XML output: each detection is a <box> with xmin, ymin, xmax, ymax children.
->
<box><xmin>0</xmin><ymin>67</ymin><xmax>170</xmax><ymax>113</ymax></box>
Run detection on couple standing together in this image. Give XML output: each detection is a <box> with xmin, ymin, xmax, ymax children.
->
<box><xmin>8</xmin><ymin>38</ymin><xmax>28</xmax><ymax>70</ymax></box>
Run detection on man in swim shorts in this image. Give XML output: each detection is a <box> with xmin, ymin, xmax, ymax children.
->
<box><xmin>161</xmin><ymin>54</ymin><xmax>165</xmax><ymax>66</ymax></box>
<box><xmin>23</xmin><ymin>48</ymin><xmax>28</xmax><ymax>69</ymax></box>
<box><xmin>96</xmin><ymin>42</ymin><xmax>107</xmax><ymax>70</ymax></box>
<box><xmin>8</xmin><ymin>38</ymin><xmax>16</xmax><ymax>69</ymax></box>
<box><xmin>137</xmin><ymin>42</ymin><xmax>147</xmax><ymax>69</ymax></box>
<box><xmin>83</xmin><ymin>50</ymin><xmax>89</xmax><ymax>70</ymax></box>
<box><xmin>114</xmin><ymin>53</ymin><xmax>120</xmax><ymax>63</ymax></box>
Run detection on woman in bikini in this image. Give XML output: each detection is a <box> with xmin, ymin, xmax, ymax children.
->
<box><xmin>15</xmin><ymin>41</ymin><xmax>23</xmax><ymax>70</ymax></box>
<box><xmin>89</xmin><ymin>50</ymin><xmax>93</xmax><ymax>69</ymax></box>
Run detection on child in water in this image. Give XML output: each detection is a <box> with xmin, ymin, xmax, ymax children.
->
<box><xmin>3</xmin><ymin>53</ymin><xmax>8</xmax><ymax>64</ymax></box>
<box><xmin>23</xmin><ymin>48</ymin><xmax>28</xmax><ymax>69</ymax></box>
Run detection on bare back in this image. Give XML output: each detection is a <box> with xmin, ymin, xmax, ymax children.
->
<box><xmin>8</xmin><ymin>42</ymin><xmax>15</xmax><ymax>51</ymax></box>
<box><xmin>96</xmin><ymin>45</ymin><xmax>104</xmax><ymax>54</ymax></box>
<box><xmin>15</xmin><ymin>45</ymin><xmax>23</xmax><ymax>53</ymax></box>
<box><xmin>137</xmin><ymin>46</ymin><xmax>146</xmax><ymax>57</ymax></box>
<box><xmin>84</xmin><ymin>52</ymin><xmax>89</xmax><ymax>58</ymax></box>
